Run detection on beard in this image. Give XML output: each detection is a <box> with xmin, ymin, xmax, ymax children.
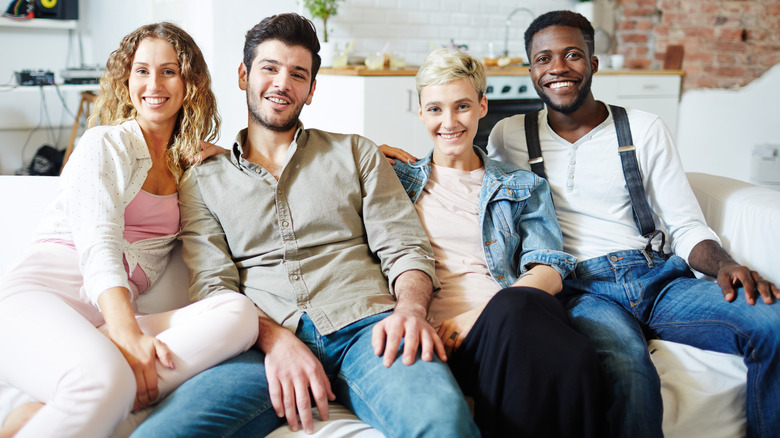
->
<box><xmin>247</xmin><ymin>90</ymin><xmax>305</xmax><ymax>133</ymax></box>
<box><xmin>534</xmin><ymin>74</ymin><xmax>593</xmax><ymax>115</ymax></box>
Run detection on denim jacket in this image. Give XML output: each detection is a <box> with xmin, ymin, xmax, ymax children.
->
<box><xmin>392</xmin><ymin>147</ymin><xmax>576</xmax><ymax>288</ymax></box>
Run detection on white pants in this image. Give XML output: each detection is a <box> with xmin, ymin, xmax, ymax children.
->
<box><xmin>0</xmin><ymin>243</ymin><xmax>259</xmax><ymax>438</ymax></box>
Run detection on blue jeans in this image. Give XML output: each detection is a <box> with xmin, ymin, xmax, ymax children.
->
<box><xmin>560</xmin><ymin>250</ymin><xmax>780</xmax><ymax>438</ymax></box>
<box><xmin>131</xmin><ymin>311</ymin><xmax>478</xmax><ymax>438</ymax></box>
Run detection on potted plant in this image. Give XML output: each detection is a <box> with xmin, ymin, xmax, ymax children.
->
<box><xmin>301</xmin><ymin>0</ymin><xmax>345</xmax><ymax>66</ymax></box>
<box><xmin>301</xmin><ymin>0</ymin><xmax>344</xmax><ymax>43</ymax></box>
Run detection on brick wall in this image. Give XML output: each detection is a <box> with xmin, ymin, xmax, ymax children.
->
<box><xmin>615</xmin><ymin>0</ymin><xmax>780</xmax><ymax>90</ymax></box>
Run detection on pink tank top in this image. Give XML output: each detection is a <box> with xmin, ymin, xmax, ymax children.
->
<box><xmin>40</xmin><ymin>190</ymin><xmax>179</xmax><ymax>294</ymax></box>
<box><xmin>122</xmin><ymin>190</ymin><xmax>180</xmax><ymax>292</ymax></box>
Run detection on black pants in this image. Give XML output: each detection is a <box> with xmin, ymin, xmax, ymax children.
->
<box><xmin>449</xmin><ymin>287</ymin><xmax>612</xmax><ymax>438</ymax></box>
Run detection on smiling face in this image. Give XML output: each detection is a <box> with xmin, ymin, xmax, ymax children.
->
<box><xmin>128</xmin><ymin>37</ymin><xmax>185</xmax><ymax>134</ymax></box>
<box><xmin>419</xmin><ymin>78</ymin><xmax>487</xmax><ymax>170</ymax></box>
<box><xmin>528</xmin><ymin>25</ymin><xmax>598</xmax><ymax>114</ymax></box>
<box><xmin>239</xmin><ymin>39</ymin><xmax>316</xmax><ymax>133</ymax></box>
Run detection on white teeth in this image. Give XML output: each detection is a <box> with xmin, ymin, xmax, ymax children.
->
<box><xmin>550</xmin><ymin>82</ymin><xmax>573</xmax><ymax>89</ymax></box>
<box><xmin>267</xmin><ymin>97</ymin><xmax>287</xmax><ymax>104</ymax></box>
<box><xmin>440</xmin><ymin>132</ymin><xmax>462</xmax><ymax>139</ymax></box>
<box><xmin>145</xmin><ymin>97</ymin><xmax>167</xmax><ymax>104</ymax></box>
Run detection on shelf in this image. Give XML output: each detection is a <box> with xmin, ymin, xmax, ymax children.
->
<box><xmin>0</xmin><ymin>17</ymin><xmax>77</xmax><ymax>30</ymax></box>
<box><xmin>0</xmin><ymin>83</ymin><xmax>98</xmax><ymax>93</ymax></box>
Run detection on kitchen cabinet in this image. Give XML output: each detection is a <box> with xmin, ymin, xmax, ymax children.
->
<box><xmin>591</xmin><ymin>71</ymin><xmax>683</xmax><ymax>137</ymax></box>
<box><xmin>300</xmin><ymin>75</ymin><xmax>431</xmax><ymax>157</ymax></box>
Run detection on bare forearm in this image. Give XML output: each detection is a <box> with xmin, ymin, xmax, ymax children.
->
<box><xmin>253</xmin><ymin>307</ymin><xmax>290</xmax><ymax>352</ymax></box>
<box><xmin>97</xmin><ymin>287</ymin><xmax>142</xmax><ymax>338</ymax></box>
<box><xmin>511</xmin><ymin>264</ymin><xmax>563</xmax><ymax>295</ymax></box>
<box><xmin>392</xmin><ymin>270</ymin><xmax>434</xmax><ymax>318</ymax></box>
<box><xmin>687</xmin><ymin>239</ymin><xmax>737</xmax><ymax>277</ymax></box>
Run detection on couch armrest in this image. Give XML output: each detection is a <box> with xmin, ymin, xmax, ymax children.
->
<box><xmin>687</xmin><ymin>172</ymin><xmax>780</xmax><ymax>285</ymax></box>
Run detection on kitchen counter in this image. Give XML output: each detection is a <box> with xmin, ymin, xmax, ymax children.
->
<box><xmin>319</xmin><ymin>66</ymin><xmax>685</xmax><ymax>77</ymax></box>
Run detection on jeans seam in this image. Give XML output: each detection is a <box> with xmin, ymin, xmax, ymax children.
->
<box><xmin>221</xmin><ymin>399</ymin><xmax>277</xmax><ymax>437</ymax></box>
<box><xmin>749</xmin><ymin>334</ymin><xmax>764</xmax><ymax>438</ymax></box>
<box><xmin>336</xmin><ymin>372</ymin><xmax>394</xmax><ymax>437</ymax></box>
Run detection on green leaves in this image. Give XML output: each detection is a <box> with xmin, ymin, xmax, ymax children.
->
<box><xmin>300</xmin><ymin>0</ymin><xmax>346</xmax><ymax>42</ymax></box>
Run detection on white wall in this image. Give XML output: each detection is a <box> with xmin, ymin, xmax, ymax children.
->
<box><xmin>13</xmin><ymin>0</ymin><xmax>768</xmax><ymax>181</ymax></box>
<box><xmin>676</xmin><ymin>64</ymin><xmax>780</xmax><ymax>186</ymax></box>
<box><xmin>0</xmin><ymin>0</ymin><xmax>581</xmax><ymax>173</ymax></box>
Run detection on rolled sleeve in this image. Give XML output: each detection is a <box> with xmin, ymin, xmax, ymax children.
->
<box><xmin>516</xmin><ymin>177</ymin><xmax>575</xmax><ymax>279</ymax></box>
<box><xmin>521</xmin><ymin>249</ymin><xmax>577</xmax><ymax>279</ymax></box>
<box><xmin>356</xmin><ymin>140</ymin><xmax>440</xmax><ymax>296</ymax></box>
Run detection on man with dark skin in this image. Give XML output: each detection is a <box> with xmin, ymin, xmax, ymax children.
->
<box><xmin>487</xmin><ymin>10</ymin><xmax>780</xmax><ymax>438</ymax></box>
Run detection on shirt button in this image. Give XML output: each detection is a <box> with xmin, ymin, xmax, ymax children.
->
<box><xmin>292</xmin><ymin>275</ymin><xmax>300</xmax><ymax>281</ymax></box>
<box><xmin>282</xmin><ymin>221</ymin><xmax>289</xmax><ymax>227</ymax></box>
<box><xmin>568</xmin><ymin>174</ymin><xmax>574</xmax><ymax>179</ymax></box>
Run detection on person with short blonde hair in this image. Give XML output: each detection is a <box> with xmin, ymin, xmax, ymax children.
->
<box><xmin>415</xmin><ymin>48</ymin><xmax>487</xmax><ymax>99</ymax></box>
<box><xmin>385</xmin><ymin>47</ymin><xmax>611</xmax><ymax>437</ymax></box>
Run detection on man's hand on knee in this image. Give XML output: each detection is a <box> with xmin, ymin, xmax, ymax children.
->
<box><xmin>717</xmin><ymin>263</ymin><xmax>780</xmax><ymax>305</ymax></box>
<box><xmin>258</xmin><ymin>319</ymin><xmax>336</xmax><ymax>434</ymax></box>
<box><xmin>371</xmin><ymin>307</ymin><xmax>446</xmax><ymax>367</ymax></box>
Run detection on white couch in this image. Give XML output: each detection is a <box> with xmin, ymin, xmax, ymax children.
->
<box><xmin>1</xmin><ymin>173</ymin><xmax>778</xmax><ymax>438</ymax></box>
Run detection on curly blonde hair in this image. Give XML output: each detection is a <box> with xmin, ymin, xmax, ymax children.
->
<box><xmin>90</xmin><ymin>22</ymin><xmax>221</xmax><ymax>179</ymax></box>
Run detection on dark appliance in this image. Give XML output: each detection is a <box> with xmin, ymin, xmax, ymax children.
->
<box><xmin>34</xmin><ymin>0</ymin><xmax>78</xmax><ymax>20</ymax></box>
<box><xmin>476</xmin><ymin>75</ymin><xmax>543</xmax><ymax>151</ymax></box>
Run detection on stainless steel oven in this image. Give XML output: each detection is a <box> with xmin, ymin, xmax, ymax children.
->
<box><xmin>476</xmin><ymin>75</ymin><xmax>543</xmax><ymax>151</ymax></box>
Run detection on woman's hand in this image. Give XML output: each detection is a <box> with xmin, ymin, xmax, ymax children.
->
<box><xmin>189</xmin><ymin>141</ymin><xmax>228</xmax><ymax>164</ymax></box>
<box><xmin>437</xmin><ymin>304</ymin><xmax>486</xmax><ymax>358</ymax></box>
<box><xmin>98</xmin><ymin>287</ymin><xmax>175</xmax><ymax>411</ymax></box>
<box><xmin>378</xmin><ymin>144</ymin><xmax>417</xmax><ymax>165</ymax></box>
<box><xmin>111</xmin><ymin>329</ymin><xmax>175</xmax><ymax>411</ymax></box>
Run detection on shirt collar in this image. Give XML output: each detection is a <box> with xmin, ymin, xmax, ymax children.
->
<box><xmin>230</xmin><ymin>122</ymin><xmax>306</xmax><ymax>171</ymax></box>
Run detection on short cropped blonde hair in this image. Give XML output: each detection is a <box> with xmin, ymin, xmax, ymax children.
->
<box><xmin>415</xmin><ymin>48</ymin><xmax>486</xmax><ymax>102</ymax></box>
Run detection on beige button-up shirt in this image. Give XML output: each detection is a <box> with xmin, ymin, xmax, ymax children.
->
<box><xmin>179</xmin><ymin>125</ymin><xmax>438</xmax><ymax>335</ymax></box>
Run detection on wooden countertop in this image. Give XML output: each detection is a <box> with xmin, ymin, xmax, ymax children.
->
<box><xmin>319</xmin><ymin>66</ymin><xmax>685</xmax><ymax>77</ymax></box>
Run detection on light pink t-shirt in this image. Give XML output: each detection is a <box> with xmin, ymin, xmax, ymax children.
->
<box><xmin>414</xmin><ymin>164</ymin><xmax>499</xmax><ymax>328</ymax></box>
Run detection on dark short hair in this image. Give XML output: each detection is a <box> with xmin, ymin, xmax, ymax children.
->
<box><xmin>243</xmin><ymin>13</ymin><xmax>321</xmax><ymax>85</ymax></box>
<box><xmin>524</xmin><ymin>10</ymin><xmax>595</xmax><ymax>59</ymax></box>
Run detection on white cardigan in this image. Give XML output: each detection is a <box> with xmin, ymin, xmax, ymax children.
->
<box><xmin>35</xmin><ymin>120</ymin><xmax>177</xmax><ymax>307</ymax></box>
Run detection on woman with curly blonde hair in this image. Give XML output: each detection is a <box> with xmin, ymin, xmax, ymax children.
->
<box><xmin>0</xmin><ymin>22</ymin><xmax>258</xmax><ymax>438</ymax></box>
<box><xmin>93</xmin><ymin>21</ymin><xmax>221</xmax><ymax>178</ymax></box>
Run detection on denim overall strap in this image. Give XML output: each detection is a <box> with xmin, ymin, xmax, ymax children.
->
<box><xmin>524</xmin><ymin>105</ymin><xmax>665</xmax><ymax>255</ymax></box>
<box><xmin>523</xmin><ymin>110</ymin><xmax>547</xmax><ymax>179</ymax></box>
<box><xmin>610</xmin><ymin>105</ymin><xmax>656</xmax><ymax>238</ymax></box>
